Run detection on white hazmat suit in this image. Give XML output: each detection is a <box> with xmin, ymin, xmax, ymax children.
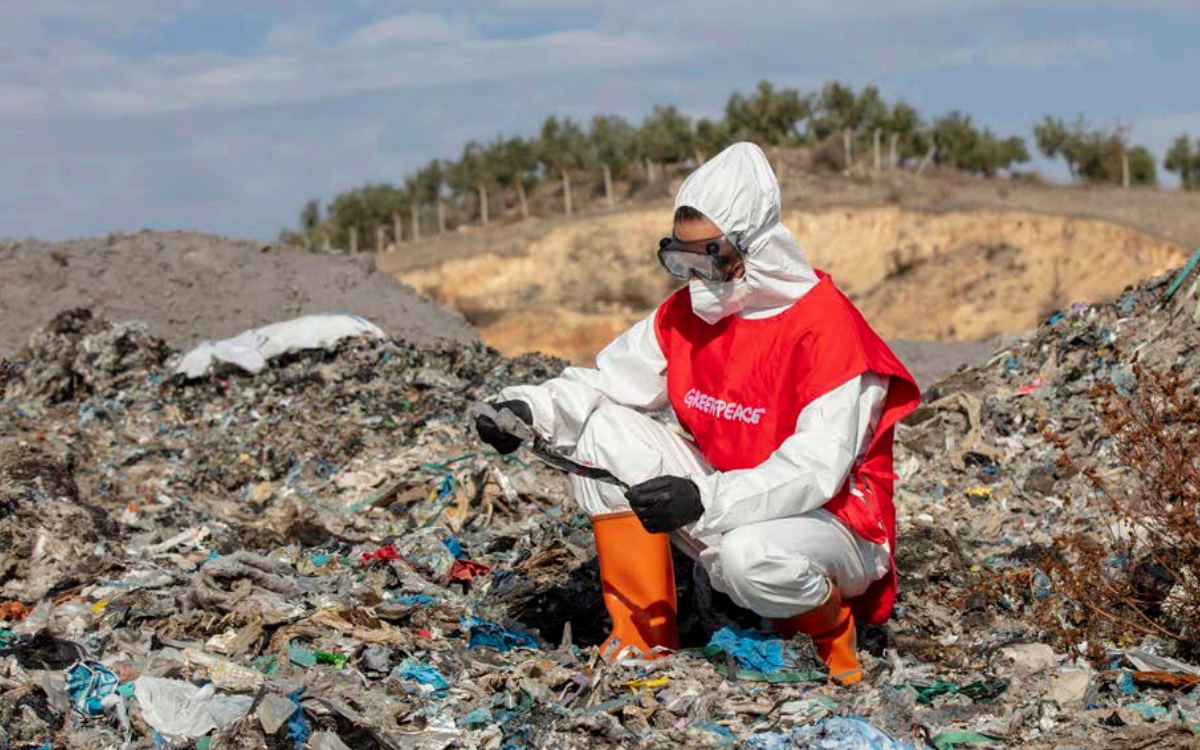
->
<box><xmin>502</xmin><ymin>143</ymin><xmax>892</xmax><ymax>619</ymax></box>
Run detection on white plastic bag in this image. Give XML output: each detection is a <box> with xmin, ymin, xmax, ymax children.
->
<box><xmin>133</xmin><ymin>676</ymin><xmax>253</xmax><ymax>739</ymax></box>
<box><xmin>176</xmin><ymin>314</ymin><xmax>385</xmax><ymax>378</ymax></box>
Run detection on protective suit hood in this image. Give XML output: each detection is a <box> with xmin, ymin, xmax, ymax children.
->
<box><xmin>674</xmin><ymin>142</ymin><xmax>818</xmax><ymax>323</ymax></box>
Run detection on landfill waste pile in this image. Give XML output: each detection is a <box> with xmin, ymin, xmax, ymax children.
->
<box><xmin>3</xmin><ymin>261</ymin><xmax>1200</xmax><ymax>748</ymax></box>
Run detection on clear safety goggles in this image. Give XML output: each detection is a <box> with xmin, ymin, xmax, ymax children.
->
<box><xmin>656</xmin><ymin>235</ymin><xmax>742</xmax><ymax>282</ymax></box>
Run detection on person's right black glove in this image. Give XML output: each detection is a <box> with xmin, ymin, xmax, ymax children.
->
<box><xmin>474</xmin><ymin>400</ymin><xmax>533</xmax><ymax>455</ymax></box>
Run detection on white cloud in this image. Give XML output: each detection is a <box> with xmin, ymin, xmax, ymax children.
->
<box><xmin>0</xmin><ymin>10</ymin><xmax>696</xmax><ymax>118</ymax></box>
<box><xmin>944</xmin><ymin>34</ymin><xmax>1124</xmax><ymax>70</ymax></box>
<box><xmin>344</xmin><ymin>12</ymin><xmax>463</xmax><ymax>47</ymax></box>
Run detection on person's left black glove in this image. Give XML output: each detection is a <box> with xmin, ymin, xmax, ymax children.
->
<box><xmin>625</xmin><ymin>475</ymin><xmax>703</xmax><ymax>533</ymax></box>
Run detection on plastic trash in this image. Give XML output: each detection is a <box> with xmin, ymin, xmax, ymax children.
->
<box><xmin>309</xmin><ymin>731</ymin><xmax>353</xmax><ymax>750</ymax></box>
<box><xmin>392</xmin><ymin>658</ymin><xmax>450</xmax><ymax>695</ymax></box>
<box><xmin>360</xmin><ymin>543</ymin><xmax>401</xmax><ymax>565</ymax></box>
<box><xmin>285</xmin><ymin>689</ymin><xmax>310</xmax><ymax>749</ymax></box>
<box><xmin>176</xmin><ymin>314</ymin><xmax>385</xmax><ymax>378</ymax></box>
<box><xmin>0</xmin><ymin>632</ymin><xmax>87</xmax><ymax>670</ymax></box>
<box><xmin>744</xmin><ymin>732</ymin><xmax>793</xmax><ymax>750</ymax></box>
<box><xmin>66</xmin><ymin>662</ymin><xmax>118</xmax><ymax>717</ymax></box>
<box><xmin>462</xmin><ymin>616</ymin><xmax>538</xmax><ymax>652</ymax></box>
<box><xmin>133</xmin><ymin>676</ymin><xmax>253</xmax><ymax>739</ymax></box>
<box><xmin>930</xmin><ymin>731</ymin><xmax>1004</xmax><ymax>750</ymax></box>
<box><xmin>788</xmin><ymin>716</ymin><xmax>917</xmax><ymax>749</ymax></box>
<box><xmin>443</xmin><ymin>537</ymin><xmax>466</xmax><ymax>559</ymax></box>
<box><xmin>707</xmin><ymin>627</ymin><xmax>791</xmax><ymax>674</ymax></box>
<box><xmin>256</xmin><ymin>692</ymin><xmax>299</xmax><ymax>735</ymax></box>
<box><xmin>448</xmin><ymin>558</ymin><xmax>491</xmax><ymax>582</ymax></box>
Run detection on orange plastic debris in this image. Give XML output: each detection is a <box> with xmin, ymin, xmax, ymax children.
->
<box><xmin>0</xmin><ymin>600</ymin><xmax>33</xmax><ymax>622</ymax></box>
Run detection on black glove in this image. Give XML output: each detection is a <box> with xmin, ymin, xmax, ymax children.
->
<box><xmin>625</xmin><ymin>476</ymin><xmax>703</xmax><ymax>533</ymax></box>
<box><xmin>474</xmin><ymin>400</ymin><xmax>533</xmax><ymax>455</ymax></box>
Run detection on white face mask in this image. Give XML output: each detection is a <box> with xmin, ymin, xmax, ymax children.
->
<box><xmin>689</xmin><ymin>277</ymin><xmax>752</xmax><ymax>324</ymax></box>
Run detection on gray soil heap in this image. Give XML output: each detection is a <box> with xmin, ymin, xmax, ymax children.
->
<box><xmin>2</xmin><ymin>266</ymin><xmax>1200</xmax><ymax>747</ymax></box>
<box><xmin>0</xmin><ymin>230</ymin><xmax>477</xmax><ymax>357</ymax></box>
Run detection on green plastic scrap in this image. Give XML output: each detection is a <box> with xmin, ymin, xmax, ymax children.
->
<box><xmin>288</xmin><ymin>641</ymin><xmax>317</xmax><ymax>667</ymax></box>
<box><xmin>711</xmin><ymin>660</ymin><xmax>828</xmax><ymax>684</ymax></box>
<box><xmin>1163</xmin><ymin>247</ymin><xmax>1200</xmax><ymax>301</ymax></box>
<box><xmin>931</xmin><ymin>730</ymin><xmax>1004</xmax><ymax>750</ymax></box>
<box><xmin>0</xmin><ymin>629</ymin><xmax>13</xmax><ymax>649</ymax></box>
<box><xmin>910</xmin><ymin>680</ymin><xmax>1008</xmax><ymax>706</ymax></box>
<box><xmin>253</xmin><ymin>654</ymin><xmax>280</xmax><ymax>674</ymax></box>
<box><xmin>314</xmin><ymin>650</ymin><xmax>348</xmax><ymax>669</ymax></box>
<box><xmin>1126</xmin><ymin>702</ymin><xmax>1168</xmax><ymax>721</ymax></box>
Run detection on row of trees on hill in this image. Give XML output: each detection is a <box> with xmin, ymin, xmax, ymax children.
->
<box><xmin>1165</xmin><ymin>135</ymin><xmax>1200</xmax><ymax>190</ymax></box>
<box><xmin>281</xmin><ymin>81</ymin><xmax>1169</xmax><ymax>251</ymax></box>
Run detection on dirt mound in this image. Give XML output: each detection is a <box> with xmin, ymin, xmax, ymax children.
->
<box><xmin>0</xmin><ymin>230</ymin><xmax>477</xmax><ymax>356</ymax></box>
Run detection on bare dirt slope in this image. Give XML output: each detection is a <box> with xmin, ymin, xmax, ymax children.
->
<box><xmin>0</xmin><ymin>230</ymin><xmax>477</xmax><ymax>356</ymax></box>
<box><xmin>390</xmin><ymin>204</ymin><xmax>1183</xmax><ymax>386</ymax></box>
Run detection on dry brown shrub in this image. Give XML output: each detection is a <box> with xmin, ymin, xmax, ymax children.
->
<box><xmin>986</xmin><ymin>366</ymin><xmax>1200</xmax><ymax>663</ymax></box>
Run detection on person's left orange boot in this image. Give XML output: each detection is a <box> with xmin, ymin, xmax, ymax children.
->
<box><xmin>771</xmin><ymin>583</ymin><xmax>863</xmax><ymax>686</ymax></box>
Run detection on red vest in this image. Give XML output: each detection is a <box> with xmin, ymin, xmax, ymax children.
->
<box><xmin>654</xmin><ymin>272</ymin><xmax>920</xmax><ymax>625</ymax></box>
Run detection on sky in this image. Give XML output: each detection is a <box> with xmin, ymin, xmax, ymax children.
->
<box><xmin>3</xmin><ymin>1</ymin><xmax>1200</xmax><ymax>242</ymax></box>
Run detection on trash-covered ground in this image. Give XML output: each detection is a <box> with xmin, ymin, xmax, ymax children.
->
<box><xmin>3</xmin><ymin>263</ymin><xmax>1200</xmax><ymax>748</ymax></box>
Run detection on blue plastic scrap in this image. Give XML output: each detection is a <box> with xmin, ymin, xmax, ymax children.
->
<box><xmin>286</xmin><ymin>690</ymin><xmax>310</xmax><ymax>750</ymax></box>
<box><xmin>788</xmin><ymin>717</ymin><xmax>917</xmax><ymax>750</ymax></box>
<box><xmin>393</xmin><ymin>658</ymin><xmax>450</xmax><ymax>694</ymax></box>
<box><xmin>1115</xmin><ymin>671</ymin><xmax>1138</xmax><ymax>696</ymax></box>
<box><xmin>443</xmin><ymin>537</ymin><xmax>465</xmax><ymax>559</ymax></box>
<box><xmin>462</xmin><ymin>616</ymin><xmax>538</xmax><ymax>652</ymax></box>
<box><xmin>707</xmin><ymin>627</ymin><xmax>791</xmax><ymax>674</ymax></box>
<box><xmin>457</xmin><ymin>706</ymin><xmax>493</xmax><ymax>728</ymax></box>
<box><xmin>66</xmin><ymin>661</ymin><xmax>119</xmax><ymax>717</ymax></box>
<box><xmin>395</xmin><ymin>593</ymin><xmax>439</xmax><ymax>606</ymax></box>
<box><xmin>695</xmin><ymin>722</ymin><xmax>736</xmax><ymax>745</ymax></box>
<box><xmin>744</xmin><ymin>732</ymin><xmax>793</xmax><ymax>750</ymax></box>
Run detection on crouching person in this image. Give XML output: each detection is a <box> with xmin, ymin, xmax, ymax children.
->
<box><xmin>475</xmin><ymin>142</ymin><xmax>919</xmax><ymax>685</ymax></box>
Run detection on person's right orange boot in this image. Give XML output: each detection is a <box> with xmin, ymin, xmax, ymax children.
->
<box><xmin>592</xmin><ymin>510</ymin><xmax>679</xmax><ymax>659</ymax></box>
<box><xmin>771</xmin><ymin>582</ymin><xmax>863</xmax><ymax>685</ymax></box>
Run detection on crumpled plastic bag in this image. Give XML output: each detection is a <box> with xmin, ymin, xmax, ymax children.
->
<box><xmin>187</xmin><ymin>551</ymin><xmax>303</xmax><ymax>624</ymax></box>
<box><xmin>461</xmin><ymin>616</ymin><xmax>538</xmax><ymax>652</ymax></box>
<box><xmin>708</xmin><ymin>627</ymin><xmax>792</xmax><ymax>674</ymax></box>
<box><xmin>133</xmin><ymin>676</ymin><xmax>254</xmax><ymax>739</ymax></box>
<box><xmin>783</xmin><ymin>717</ymin><xmax>917</xmax><ymax>750</ymax></box>
<box><xmin>66</xmin><ymin>661</ymin><xmax>119</xmax><ymax>717</ymax></box>
<box><xmin>176</xmin><ymin>314</ymin><xmax>384</xmax><ymax>378</ymax></box>
<box><xmin>391</xmin><ymin>658</ymin><xmax>450</xmax><ymax>695</ymax></box>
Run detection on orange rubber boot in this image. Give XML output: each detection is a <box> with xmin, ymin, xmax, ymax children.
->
<box><xmin>771</xmin><ymin>583</ymin><xmax>863</xmax><ymax>685</ymax></box>
<box><xmin>592</xmin><ymin>511</ymin><xmax>679</xmax><ymax>659</ymax></box>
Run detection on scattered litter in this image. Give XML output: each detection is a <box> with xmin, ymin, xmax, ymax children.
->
<box><xmin>133</xmin><ymin>676</ymin><xmax>253</xmax><ymax>739</ymax></box>
<box><xmin>788</xmin><ymin>716</ymin><xmax>917</xmax><ymax>749</ymax></box>
<box><xmin>65</xmin><ymin>662</ymin><xmax>118</xmax><ymax>717</ymax></box>
<box><xmin>3</xmin><ymin>278</ymin><xmax>1200</xmax><ymax>748</ymax></box>
<box><xmin>930</xmin><ymin>731</ymin><xmax>1004</xmax><ymax>750</ymax></box>
<box><xmin>463</xmin><ymin>616</ymin><xmax>539</xmax><ymax>652</ymax></box>
<box><xmin>392</xmin><ymin>658</ymin><xmax>451</xmax><ymax>695</ymax></box>
<box><xmin>708</xmin><ymin>627</ymin><xmax>790</xmax><ymax>674</ymax></box>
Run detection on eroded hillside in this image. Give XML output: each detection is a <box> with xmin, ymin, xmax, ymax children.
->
<box><xmin>396</xmin><ymin>206</ymin><xmax>1183</xmax><ymax>364</ymax></box>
